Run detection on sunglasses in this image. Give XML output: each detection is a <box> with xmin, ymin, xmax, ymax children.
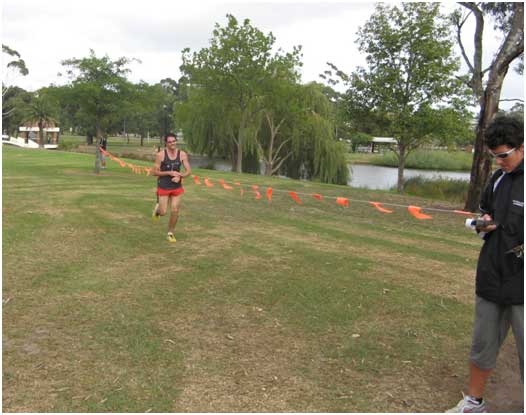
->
<box><xmin>489</xmin><ymin>147</ymin><xmax>517</xmax><ymax>159</ymax></box>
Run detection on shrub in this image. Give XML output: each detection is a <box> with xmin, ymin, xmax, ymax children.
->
<box><xmin>374</xmin><ymin>150</ymin><xmax>473</xmax><ymax>171</ymax></box>
<box><xmin>400</xmin><ymin>176</ymin><xmax>469</xmax><ymax>203</ymax></box>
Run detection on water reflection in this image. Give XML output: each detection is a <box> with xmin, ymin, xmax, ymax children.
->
<box><xmin>191</xmin><ymin>156</ymin><xmax>470</xmax><ymax>191</ymax></box>
<box><xmin>349</xmin><ymin>164</ymin><xmax>470</xmax><ymax>190</ymax></box>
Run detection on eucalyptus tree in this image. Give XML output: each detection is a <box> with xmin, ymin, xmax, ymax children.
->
<box><xmin>2</xmin><ymin>44</ymin><xmax>29</xmax><ymax>118</ymax></box>
<box><xmin>180</xmin><ymin>14</ymin><xmax>302</xmax><ymax>172</ymax></box>
<box><xmin>452</xmin><ymin>2</ymin><xmax>524</xmax><ymax>211</ymax></box>
<box><xmin>329</xmin><ymin>3</ymin><xmax>468</xmax><ymax>192</ymax></box>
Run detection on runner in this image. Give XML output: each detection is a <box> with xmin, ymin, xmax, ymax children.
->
<box><xmin>152</xmin><ymin>133</ymin><xmax>191</xmax><ymax>243</ymax></box>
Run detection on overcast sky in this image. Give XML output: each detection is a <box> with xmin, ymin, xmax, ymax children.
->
<box><xmin>2</xmin><ymin>0</ymin><xmax>523</xmax><ymax>110</ymax></box>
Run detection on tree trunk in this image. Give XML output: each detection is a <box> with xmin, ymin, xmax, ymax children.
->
<box><xmin>461</xmin><ymin>2</ymin><xmax>524</xmax><ymax>211</ymax></box>
<box><xmin>235</xmin><ymin>138</ymin><xmax>243</xmax><ymax>173</ymax></box>
<box><xmin>397</xmin><ymin>144</ymin><xmax>406</xmax><ymax>193</ymax></box>
<box><xmin>464</xmin><ymin>69</ymin><xmax>506</xmax><ymax>212</ymax></box>
<box><xmin>38</xmin><ymin>120</ymin><xmax>44</xmax><ymax>149</ymax></box>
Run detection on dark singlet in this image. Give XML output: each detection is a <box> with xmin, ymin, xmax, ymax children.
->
<box><xmin>158</xmin><ymin>149</ymin><xmax>182</xmax><ymax>190</ymax></box>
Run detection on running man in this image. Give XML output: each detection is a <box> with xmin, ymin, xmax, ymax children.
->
<box><xmin>152</xmin><ymin>133</ymin><xmax>191</xmax><ymax>243</ymax></box>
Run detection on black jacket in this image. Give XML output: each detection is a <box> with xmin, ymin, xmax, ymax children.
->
<box><xmin>476</xmin><ymin>160</ymin><xmax>524</xmax><ymax>305</ymax></box>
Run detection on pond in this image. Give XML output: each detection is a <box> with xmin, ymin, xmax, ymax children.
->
<box><xmin>191</xmin><ymin>156</ymin><xmax>471</xmax><ymax>191</ymax></box>
<box><xmin>349</xmin><ymin>164</ymin><xmax>470</xmax><ymax>190</ymax></box>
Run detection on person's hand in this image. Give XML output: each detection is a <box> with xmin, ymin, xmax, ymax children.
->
<box><xmin>479</xmin><ymin>214</ymin><xmax>497</xmax><ymax>233</ymax></box>
<box><xmin>171</xmin><ymin>172</ymin><xmax>182</xmax><ymax>183</ymax></box>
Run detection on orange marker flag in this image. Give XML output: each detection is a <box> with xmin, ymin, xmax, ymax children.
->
<box><xmin>255</xmin><ymin>191</ymin><xmax>261</xmax><ymax>200</ymax></box>
<box><xmin>113</xmin><ymin>157</ymin><xmax>126</xmax><ymax>167</ymax></box>
<box><xmin>222</xmin><ymin>183</ymin><xmax>233</xmax><ymax>190</ymax></box>
<box><xmin>266</xmin><ymin>187</ymin><xmax>273</xmax><ymax>201</ymax></box>
<box><xmin>370</xmin><ymin>201</ymin><xmax>393</xmax><ymax>213</ymax></box>
<box><xmin>252</xmin><ymin>185</ymin><xmax>259</xmax><ymax>191</ymax></box>
<box><xmin>288</xmin><ymin>191</ymin><xmax>302</xmax><ymax>205</ymax></box>
<box><xmin>454</xmin><ymin>210</ymin><xmax>473</xmax><ymax>216</ymax></box>
<box><xmin>219</xmin><ymin>179</ymin><xmax>225</xmax><ymax>185</ymax></box>
<box><xmin>193</xmin><ymin>175</ymin><xmax>201</xmax><ymax>185</ymax></box>
<box><xmin>234</xmin><ymin>182</ymin><xmax>241</xmax><ymax>186</ymax></box>
<box><xmin>336</xmin><ymin>197</ymin><xmax>349</xmax><ymax>207</ymax></box>
<box><xmin>312</xmin><ymin>193</ymin><xmax>323</xmax><ymax>201</ymax></box>
<box><xmin>408</xmin><ymin>205</ymin><xmax>432</xmax><ymax>220</ymax></box>
<box><xmin>204</xmin><ymin>178</ymin><xmax>214</xmax><ymax>187</ymax></box>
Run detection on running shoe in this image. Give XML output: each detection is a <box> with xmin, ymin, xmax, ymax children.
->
<box><xmin>167</xmin><ymin>232</ymin><xmax>176</xmax><ymax>243</ymax></box>
<box><xmin>152</xmin><ymin>203</ymin><xmax>160</xmax><ymax>222</ymax></box>
<box><xmin>446</xmin><ymin>394</ymin><xmax>487</xmax><ymax>413</ymax></box>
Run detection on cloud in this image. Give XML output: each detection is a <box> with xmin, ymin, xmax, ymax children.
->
<box><xmin>2</xmin><ymin>0</ymin><xmax>523</xmax><ymax>110</ymax></box>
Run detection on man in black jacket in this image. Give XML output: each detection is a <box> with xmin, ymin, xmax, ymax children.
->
<box><xmin>447</xmin><ymin>116</ymin><xmax>524</xmax><ymax>413</ymax></box>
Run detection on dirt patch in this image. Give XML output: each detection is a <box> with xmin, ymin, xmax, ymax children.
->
<box><xmin>484</xmin><ymin>337</ymin><xmax>523</xmax><ymax>413</ymax></box>
<box><xmin>164</xmin><ymin>304</ymin><xmax>329</xmax><ymax>412</ymax></box>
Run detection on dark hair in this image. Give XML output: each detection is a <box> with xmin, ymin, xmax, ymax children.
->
<box><xmin>164</xmin><ymin>133</ymin><xmax>177</xmax><ymax>142</ymax></box>
<box><xmin>484</xmin><ymin>115</ymin><xmax>524</xmax><ymax>149</ymax></box>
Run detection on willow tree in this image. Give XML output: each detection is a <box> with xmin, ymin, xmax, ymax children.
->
<box><xmin>276</xmin><ymin>83</ymin><xmax>349</xmax><ymax>185</ymax></box>
<box><xmin>452</xmin><ymin>3</ymin><xmax>524</xmax><ymax>211</ymax></box>
<box><xmin>177</xmin><ymin>85</ymin><xmax>239</xmax><ymax>162</ymax></box>
<box><xmin>180</xmin><ymin>14</ymin><xmax>302</xmax><ymax>173</ymax></box>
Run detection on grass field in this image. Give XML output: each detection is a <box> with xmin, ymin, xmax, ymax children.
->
<box><xmin>0</xmin><ymin>146</ymin><xmax>501</xmax><ymax>412</ymax></box>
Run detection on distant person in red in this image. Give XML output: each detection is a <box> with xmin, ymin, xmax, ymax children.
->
<box><xmin>152</xmin><ymin>133</ymin><xmax>191</xmax><ymax>243</ymax></box>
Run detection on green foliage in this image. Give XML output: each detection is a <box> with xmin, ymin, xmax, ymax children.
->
<box><xmin>2</xmin><ymin>44</ymin><xmax>29</xmax><ymax>77</ymax></box>
<box><xmin>2</xmin><ymin>86</ymin><xmax>31</xmax><ymax>136</ymax></box>
<box><xmin>22</xmin><ymin>92</ymin><xmax>59</xmax><ymax>147</ymax></box>
<box><xmin>60</xmin><ymin>50</ymin><xmax>137</xmax><ymax>137</ymax></box>
<box><xmin>374</xmin><ymin>150</ymin><xmax>473</xmax><ymax>171</ymax></box>
<box><xmin>343</xmin><ymin>3</ymin><xmax>470</xmax><ymax>190</ymax></box>
<box><xmin>350</xmin><ymin>132</ymin><xmax>372</xmax><ymax>152</ymax></box>
<box><xmin>401</xmin><ymin>176</ymin><xmax>469</xmax><ymax>203</ymax></box>
<box><xmin>179</xmin><ymin>14</ymin><xmax>303</xmax><ymax>173</ymax></box>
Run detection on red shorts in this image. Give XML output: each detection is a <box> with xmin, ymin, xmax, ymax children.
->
<box><xmin>157</xmin><ymin>187</ymin><xmax>185</xmax><ymax>197</ymax></box>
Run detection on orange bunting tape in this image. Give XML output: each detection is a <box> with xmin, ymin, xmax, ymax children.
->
<box><xmin>407</xmin><ymin>205</ymin><xmax>432</xmax><ymax>220</ymax></box>
<box><xmin>336</xmin><ymin>197</ymin><xmax>349</xmax><ymax>207</ymax></box>
<box><xmin>288</xmin><ymin>191</ymin><xmax>302</xmax><ymax>205</ymax></box>
<box><xmin>370</xmin><ymin>201</ymin><xmax>393</xmax><ymax>214</ymax></box>
<box><xmin>98</xmin><ymin>147</ymin><xmax>468</xmax><ymax>222</ymax></box>
<box><xmin>204</xmin><ymin>178</ymin><xmax>214</xmax><ymax>187</ymax></box>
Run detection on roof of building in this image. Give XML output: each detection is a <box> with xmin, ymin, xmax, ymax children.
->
<box><xmin>372</xmin><ymin>137</ymin><xmax>396</xmax><ymax>144</ymax></box>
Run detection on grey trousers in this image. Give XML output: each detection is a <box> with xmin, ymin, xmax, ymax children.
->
<box><xmin>470</xmin><ymin>295</ymin><xmax>524</xmax><ymax>381</ymax></box>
